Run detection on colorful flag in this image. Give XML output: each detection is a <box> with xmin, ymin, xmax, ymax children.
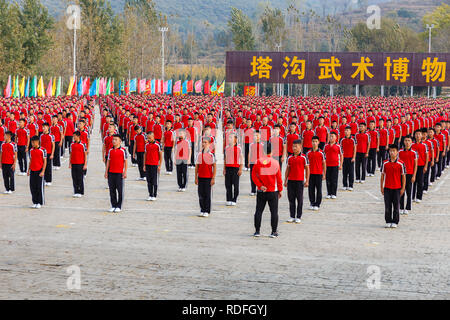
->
<box><xmin>173</xmin><ymin>80</ymin><xmax>181</xmax><ymax>94</ymax></box>
<box><xmin>52</xmin><ymin>77</ymin><xmax>56</xmax><ymax>96</ymax></box>
<box><xmin>182</xmin><ymin>81</ymin><xmax>187</xmax><ymax>95</ymax></box>
<box><xmin>67</xmin><ymin>77</ymin><xmax>74</xmax><ymax>96</ymax></box>
<box><xmin>210</xmin><ymin>80</ymin><xmax>218</xmax><ymax>94</ymax></box>
<box><xmin>4</xmin><ymin>75</ymin><xmax>11</xmax><ymax>98</ymax></box>
<box><xmin>106</xmin><ymin>78</ymin><xmax>111</xmax><ymax>95</ymax></box>
<box><xmin>166</xmin><ymin>79</ymin><xmax>173</xmax><ymax>95</ymax></box>
<box><xmin>31</xmin><ymin>76</ymin><xmax>37</xmax><ymax>97</ymax></box>
<box><xmin>56</xmin><ymin>77</ymin><xmax>61</xmax><ymax>97</ymax></box>
<box><xmin>195</xmin><ymin>80</ymin><xmax>202</xmax><ymax>94</ymax></box>
<box><xmin>217</xmin><ymin>81</ymin><xmax>225</xmax><ymax>94</ymax></box>
<box><xmin>19</xmin><ymin>76</ymin><xmax>25</xmax><ymax>97</ymax></box>
<box><xmin>129</xmin><ymin>78</ymin><xmax>137</xmax><ymax>93</ymax></box>
<box><xmin>111</xmin><ymin>78</ymin><xmax>114</xmax><ymax>93</ymax></box>
<box><xmin>204</xmin><ymin>80</ymin><xmax>210</xmax><ymax>95</ymax></box>
<box><xmin>125</xmin><ymin>79</ymin><xmax>130</xmax><ymax>95</ymax></box>
<box><xmin>71</xmin><ymin>77</ymin><xmax>78</xmax><ymax>96</ymax></box>
<box><xmin>37</xmin><ymin>76</ymin><xmax>45</xmax><ymax>97</ymax></box>
<box><xmin>90</xmin><ymin>78</ymin><xmax>97</xmax><ymax>96</ymax></box>
<box><xmin>25</xmin><ymin>77</ymin><xmax>30</xmax><ymax>98</ymax></box>
<box><xmin>150</xmin><ymin>79</ymin><xmax>155</xmax><ymax>95</ymax></box>
<box><xmin>96</xmin><ymin>77</ymin><xmax>100</xmax><ymax>96</ymax></box>
<box><xmin>11</xmin><ymin>76</ymin><xmax>16</xmax><ymax>98</ymax></box>
<box><xmin>46</xmin><ymin>78</ymin><xmax>53</xmax><ymax>97</ymax></box>
<box><xmin>77</xmin><ymin>77</ymin><xmax>83</xmax><ymax>96</ymax></box>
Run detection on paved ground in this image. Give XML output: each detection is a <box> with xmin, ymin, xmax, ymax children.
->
<box><xmin>1</xmin><ymin>109</ymin><xmax>449</xmax><ymax>300</ymax></box>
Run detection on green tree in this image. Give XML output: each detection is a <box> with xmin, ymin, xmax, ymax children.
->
<box><xmin>260</xmin><ymin>6</ymin><xmax>286</xmax><ymax>50</ymax></box>
<box><xmin>422</xmin><ymin>3</ymin><xmax>450</xmax><ymax>52</ymax></box>
<box><xmin>18</xmin><ymin>0</ymin><xmax>54</xmax><ymax>71</ymax></box>
<box><xmin>228</xmin><ymin>7</ymin><xmax>255</xmax><ymax>51</ymax></box>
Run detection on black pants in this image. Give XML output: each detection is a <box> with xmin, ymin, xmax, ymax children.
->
<box><xmin>342</xmin><ymin>158</ymin><xmax>354</xmax><ymax>188</ymax></box>
<box><xmin>17</xmin><ymin>145</ymin><xmax>27</xmax><ymax>173</ymax></box>
<box><xmin>146</xmin><ymin>165</ymin><xmax>158</xmax><ymax>197</ymax></box>
<box><xmin>225</xmin><ymin>166</ymin><xmax>240</xmax><ymax>202</ymax></box>
<box><xmin>164</xmin><ymin>147</ymin><xmax>173</xmax><ymax>172</ymax></box>
<box><xmin>288</xmin><ymin>180</ymin><xmax>304</xmax><ymax>219</ymax></box>
<box><xmin>400</xmin><ymin>174</ymin><xmax>412</xmax><ymax>211</ymax></box>
<box><xmin>108</xmin><ymin>172</ymin><xmax>124</xmax><ymax>209</ymax></box>
<box><xmin>326</xmin><ymin>166</ymin><xmax>339</xmax><ymax>196</ymax></box>
<box><xmin>244</xmin><ymin>143</ymin><xmax>250</xmax><ymax>169</ymax></box>
<box><xmin>136</xmin><ymin>152</ymin><xmax>145</xmax><ymax>178</ymax></box>
<box><xmin>394</xmin><ymin>137</ymin><xmax>400</xmax><ymax>148</ymax></box>
<box><xmin>64</xmin><ymin>136</ymin><xmax>73</xmax><ymax>152</ymax></box>
<box><xmin>44</xmin><ymin>154</ymin><xmax>52</xmax><ymax>183</ymax></box>
<box><xmin>254</xmin><ymin>191</ymin><xmax>279</xmax><ymax>233</ymax></box>
<box><xmin>377</xmin><ymin>146</ymin><xmax>387</xmax><ymax>168</ymax></box>
<box><xmin>400</xmin><ymin>136</ymin><xmax>406</xmax><ymax>149</ymax></box>
<box><xmin>412</xmin><ymin>166</ymin><xmax>424</xmax><ymax>201</ymax></box>
<box><xmin>308</xmin><ymin>174</ymin><xmax>323</xmax><ymax>207</ymax></box>
<box><xmin>250</xmin><ymin>164</ymin><xmax>256</xmax><ymax>193</ymax></box>
<box><xmin>423</xmin><ymin>162</ymin><xmax>431</xmax><ymax>191</ymax></box>
<box><xmin>190</xmin><ymin>142</ymin><xmax>195</xmax><ymax>167</ymax></box>
<box><xmin>176</xmin><ymin>160</ymin><xmax>188</xmax><ymax>189</ymax></box>
<box><xmin>53</xmin><ymin>143</ymin><xmax>61</xmax><ymax>167</ymax></box>
<box><xmin>384</xmin><ymin>188</ymin><xmax>400</xmax><ymax>224</ymax></box>
<box><xmin>129</xmin><ymin>141</ymin><xmax>136</xmax><ymax>164</ymax></box>
<box><xmin>198</xmin><ymin>177</ymin><xmax>212</xmax><ymax>213</ymax></box>
<box><xmin>367</xmin><ymin>148</ymin><xmax>377</xmax><ymax>174</ymax></box>
<box><xmin>355</xmin><ymin>152</ymin><xmax>367</xmax><ymax>181</ymax></box>
<box><xmin>2</xmin><ymin>164</ymin><xmax>15</xmax><ymax>191</ymax></box>
<box><xmin>71</xmin><ymin>164</ymin><xmax>84</xmax><ymax>195</ymax></box>
<box><xmin>437</xmin><ymin>153</ymin><xmax>443</xmax><ymax>177</ymax></box>
<box><xmin>30</xmin><ymin>170</ymin><xmax>44</xmax><ymax>205</ymax></box>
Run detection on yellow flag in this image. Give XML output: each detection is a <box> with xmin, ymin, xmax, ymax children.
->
<box><xmin>52</xmin><ymin>77</ymin><xmax>56</xmax><ymax>96</ymax></box>
<box><xmin>19</xmin><ymin>76</ymin><xmax>25</xmax><ymax>97</ymax></box>
<box><xmin>218</xmin><ymin>81</ymin><xmax>225</xmax><ymax>94</ymax></box>
<box><xmin>67</xmin><ymin>77</ymin><xmax>74</xmax><ymax>96</ymax></box>
<box><xmin>37</xmin><ymin>76</ymin><xmax>45</xmax><ymax>97</ymax></box>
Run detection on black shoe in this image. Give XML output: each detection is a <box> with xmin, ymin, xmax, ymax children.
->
<box><xmin>253</xmin><ymin>232</ymin><xmax>261</xmax><ymax>237</ymax></box>
<box><xmin>269</xmin><ymin>232</ymin><xmax>279</xmax><ymax>238</ymax></box>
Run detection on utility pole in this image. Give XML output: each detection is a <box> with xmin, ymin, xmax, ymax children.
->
<box><xmin>426</xmin><ymin>24</ymin><xmax>435</xmax><ymax>98</ymax></box>
<box><xmin>159</xmin><ymin>27</ymin><xmax>169</xmax><ymax>81</ymax></box>
<box><xmin>275</xmin><ymin>42</ymin><xmax>281</xmax><ymax>96</ymax></box>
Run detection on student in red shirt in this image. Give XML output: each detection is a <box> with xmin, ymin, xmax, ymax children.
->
<box><xmin>314</xmin><ymin>117</ymin><xmax>329</xmax><ymax>150</ymax></box>
<box><xmin>69</xmin><ymin>131</ymin><xmax>87</xmax><ymax>198</ymax></box>
<box><xmin>398</xmin><ymin>135</ymin><xmax>417</xmax><ymax>215</ymax></box>
<box><xmin>307</xmin><ymin>136</ymin><xmax>326</xmax><ymax>211</ymax></box>
<box><xmin>366</xmin><ymin>121</ymin><xmax>379</xmax><ymax>177</ymax></box>
<box><xmin>102</xmin><ymin>124</ymin><xmax>116</xmax><ymax>164</ymax></box>
<box><xmin>133</xmin><ymin>126</ymin><xmax>147</xmax><ymax>181</ymax></box>
<box><xmin>284</xmin><ymin>139</ymin><xmax>309</xmax><ymax>223</ymax></box>
<box><xmin>340</xmin><ymin>126</ymin><xmax>357</xmax><ymax>191</ymax></box>
<box><xmin>252</xmin><ymin>142</ymin><xmax>283</xmax><ymax>238</ymax></box>
<box><xmin>175</xmin><ymin>129</ymin><xmax>191</xmax><ymax>191</ymax></box>
<box><xmin>0</xmin><ymin>131</ymin><xmax>17</xmax><ymax>193</ymax></box>
<box><xmin>224</xmin><ymin>133</ymin><xmax>243</xmax><ymax>206</ymax></box>
<box><xmin>50</xmin><ymin>115</ymin><xmax>64</xmax><ymax>170</ymax></box>
<box><xmin>411</xmin><ymin>130</ymin><xmax>429</xmax><ymax>203</ymax></box>
<box><xmin>105</xmin><ymin>134</ymin><xmax>128</xmax><ymax>213</ymax></box>
<box><xmin>301</xmin><ymin>121</ymin><xmax>314</xmax><ymax>154</ymax></box>
<box><xmin>377</xmin><ymin>118</ymin><xmax>389</xmax><ymax>167</ymax></box>
<box><xmin>249</xmin><ymin>131</ymin><xmax>264</xmax><ymax>196</ymax></box>
<box><xmin>40</xmin><ymin>123</ymin><xmax>55</xmax><ymax>186</ymax></box>
<box><xmin>64</xmin><ymin>113</ymin><xmax>75</xmax><ymax>152</ymax></box>
<box><xmin>286</xmin><ymin>123</ymin><xmax>300</xmax><ymax>157</ymax></box>
<box><xmin>28</xmin><ymin>136</ymin><xmax>47</xmax><ymax>209</ymax></box>
<box><xmin>380</xmin><ymin>144</ymin><xmax>406</xmax><ymax>228</ymax></box>
<box><xmin>195</xmin><ymin>137</ymin><xmax>216</xmax><ymax>218</ymax></box>
<box><xmin>162</xmin><ymin>120</ymin><xmax>175</xmax><ymax>175</ymax></box>
<box><xmin>355</xmin><ymin>122</ymin><xmax>370</xmax><ymax>183</ymax></box>
<box><xmin>143</xmin><ymin>132</ymin><xmax>162</xmax><ymax>201</ymax></box>
<box><xmin>15</xmin><ymin>119</ymin><xmax>30</xmax><ymax>175</ymax></box>
<box><xmin>242</xmin><ymin>119</ymin><xmax>255</xmax><ymax>170</ymax></box>
<box><xmin>324</xmin><ymin>132</ymin><xmax>343</xmax><ymax>199</ymax></box>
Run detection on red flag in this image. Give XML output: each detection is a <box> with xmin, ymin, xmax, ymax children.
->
<box><xmin>187</xmin><ymin>80</ymin><xmax>193</xmax><ymax>93</ymax></box>
<box><xmin>146</xmin><ymin>80</ymin><xmax>151</xmax><ymax>95</ymax></box>
<box><xmin>204</xmin><ymin>80</ymin><xmax>210</xmax><ymax>95</ymax></box>
<box><xmin>125</xmin><ymin>80</ymin><xmax>130</xmax><ymax>95</ymax></box>
<box><xmin>71</xmin><ymin>78</ymin><xmax>78</xmax><ymax>96</ymax></box>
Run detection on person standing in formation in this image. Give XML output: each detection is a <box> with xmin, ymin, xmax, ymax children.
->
<box><xmin>224</xmin><ymin>133</ymin><xmax>243</xmax><ymax>206</ymax></box>
<box><xmin>0</xmin><ymin>131</ymin><xmax>17</xmax><ymax>194</ymax></box>
<box><xmin>69</xmin><ymin>131</ymin><xmax>88</xmax><ymax>198</ymax></box>
<box><xmin>195</xmin><ymin>137</ymin><xmax>216</xmax><ymax>218</ymax></box>
<box><xmin>105</xmin><ymin>134</ymin><xmax>128</xmax><ymax>213</ymax></box>
<box><xmin>398</xmin><ymin>136</ymin><xmax>417</xmax><ymax>215</ymax></box>
<box><xmin>340</xmin><ymin>126</ymin><xmax>356</xmax><ymax>191</ymax></box>
<box><xmin>284</xmin><ymin>139</ymin><xmax>309</xmax><ymax>224</ymax></box>
<box><xmin>144</xmin><ymin>132</ymin><xmax>162</xmax><ymax>201</ymax></box>
<box><xmin>40</xmin><ymin>123</ymin><xmax>55</xmax><ymax>186</ymax></box>
<box><xmin>307</xmin><ymin>136</ymin><xmax>326</xmax><ymax>211</ymax></box>
<box><xmin>252</xmin><ymin>143</ymin><xmax>283</xmax><ymax>238</ymax></box>
<box><xmin>381</xmin><ymin>144</ymin><xmax>406</xmax><ymax>228</ymax></box>
<box><xmin>174</xmin><ymin>129</ymin><xmax>191</xmax><ymax>192</ymax></box>
<box><xmin>324</xmin><ymin>132</ymin><xmax>343</xmax><ymax>199</ymax></box>
<box><xmin>28</xmin><ymin>136</ymin><xmax>47</xmax><ymax>209</ymax></box>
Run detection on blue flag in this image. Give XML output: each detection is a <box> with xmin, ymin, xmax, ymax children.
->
<box><xmin>130</xmin><ymin>78</ymin><xmax>137</xmax><ymax>93</ymax></box>
<box><xmin>167</xmin><ymin>80</ymin><xmax>172</xmax><ymax>95</ymax></box>
<box><xmin>77</xmin><ymin>77</ymin><xmax>83</xmax><ymax>96</ymax></box>
<box><xmin>182</xmin><ymin>80</ymin><xmax>187</xmax><ymax>94</ymax></box>
<box><xmin>25</xmin><ymin>77</ymin><xmax>30</xmax><ymax>98</ymax></box>
<box><xmin>118</xmin><ymin>80</ymin><xmax>122</xmax><ymax>96</ymax></box>
<box><xmin>89</xmin><ymin>78</ymin><xmax>96</xmax><ymax>96</ymax></box>
<box><xmin>151</xmin><ymin>79</ymin><xmax>155</xmax><ymax>95</ymax></box>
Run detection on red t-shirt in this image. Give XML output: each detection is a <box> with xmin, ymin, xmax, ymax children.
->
<box><xmin>225</xmin><ymin>145</ymin><xmax>242</xmax><ymax>167</ymax></box>
<box><xmin>398</xmin><ymin>148</ymin><xmax>417</xmax><ymax>175</ymax></box>
<box><xmin>287</xmin><ymin>154</ymin><xmax>308</xmax><ymax>181</ymax></box>
<box><xmin>175</xmin><ymin>139</ymin><xmax>190</xmax><ymax>161</ymax></box>
<box><xmin>381</xmin><ymin>158</ymin><xmax>406</xmax><ymax>189</ymax></box>
<box><xmin>411</xmin><ymin>142</ymin><xmax>428</xmax><ymax>167</ymax></box>
<box><xmin>70</xmin><ymin>142</ymin><xmax>86</xmax><ymax>165</ymax></box>
<box><xmin>163</xmin><ymin>130</ymin><xmax>175</xmax><ymax>147</ymax></box>
<box><xmin>15</xmin><ymin>128</ymin><xmax>29</xmax><ymax>146</ymax></box>
<box><xmin>196</xmin><ymin>151</ymin><xmax>215</xmax><ymax>178</ymax></box>
<box><xmin>307</xmin><ymin>150</ymin><xmax>325</xmax><ymax>175</ymax></box>
<box><xmin>40</xmin><ymin>134</ymin><xmax>54</xmax><ymax>154</ymax></box>
<box><xmin>324</xmin><ymin>143</ymin><xmax>342</xmax><ymax>167</ymax></box>
<box><xmin>356</xmin><ymin>132</ymin><xmax>370</xmax><ymax>154</ymax></box>
<box><xmin>145</xmin><ymin>142</ymin><xmax>161</xmax><ymax>165</ymax></box>
<box><xmin>29</xmin><ymin>147</ymin><xmax>47</xmax><ymax>171</ymax></box>
<box><xmin>286</xmin><ymin>133</ymin><xmax>299</xmax><ymax>153</ymax></box>
<box><xmin>108</xmin><ymin>147</ymin><xmax>127</xmax><ymax>173</ymax></box>
<box><xmin>302</xmin><ymin>130</ymin><xmax>314</xmax><ymax>149</ymax></box>
<box><xmin>134</xmin><ymin>133</ymin><xmax>146</xmax><ymax>153</ymax></box>
<box><xmin>1</xmin><ymin>142</ymin><xmax>17</xmax><ymax>164</ymax></box>
<box><xmin>340</xmin><ymin>137</ymin><xmax>356</xmax><ymax>158</ymax></box>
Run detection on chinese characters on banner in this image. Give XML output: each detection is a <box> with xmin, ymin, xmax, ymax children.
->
<box><xmin>226</xmin><ymin>52</ymin><xmax>449</xmax><ymax>86</ymax></box>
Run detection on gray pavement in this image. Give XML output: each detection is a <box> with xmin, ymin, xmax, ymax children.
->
<box><xmin>0</xmin><ymin>108</ymin><xmax>449</xmax><ymax>299</ymax></box>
